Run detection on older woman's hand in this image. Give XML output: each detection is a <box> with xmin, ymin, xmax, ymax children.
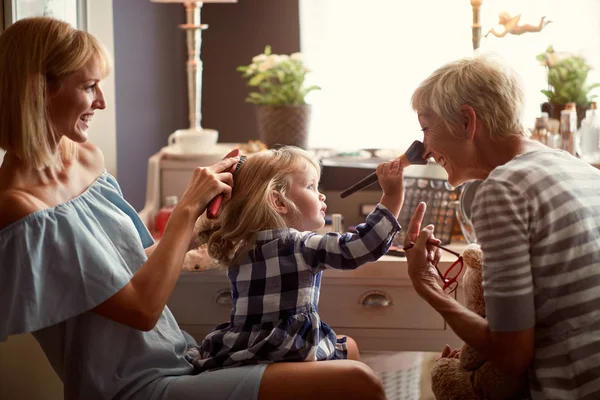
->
<box><xmin>404</xmin><ymin>202</ymin><xmax>443</xmax><ymax>295</ymax></box>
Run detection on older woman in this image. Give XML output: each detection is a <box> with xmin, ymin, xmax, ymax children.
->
<box><xmin>404</xmin><ymin>54</ymin><xmax>600</xmax><ymax>400</ymax></box>
<box><xmin>0</xmin><ymin>17</ymin><xmax>385</xmax><ymax>400</ymax></box>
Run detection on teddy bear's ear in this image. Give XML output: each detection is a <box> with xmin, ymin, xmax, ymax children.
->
<box><xmin>461</xmin><ymin>243</ymin><xmax>483</xmax><ymax>271</ymax></box>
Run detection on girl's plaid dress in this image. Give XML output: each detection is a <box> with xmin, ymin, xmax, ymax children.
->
<box><xmin>186</xmin><ymin>204</ymin><xmax>401</xmax><ymax>372</ymax></box>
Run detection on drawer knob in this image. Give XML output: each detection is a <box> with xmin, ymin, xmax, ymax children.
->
<box><xmin>360</xmin><ymin>291</ymin><xmax>393</xmax><ymax>308</ymax></box>
<box><xmin>214</xmin><ymin>289</ymin><xmax>232</xmax><ymax>305</ymax></box>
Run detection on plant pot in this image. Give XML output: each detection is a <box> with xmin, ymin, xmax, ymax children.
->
<box><xmin>546</xmin><ymin>102</ymin><xmax>588</xmax><ymax>128</ymax></box>
<box><xmin>255</xmin><ymin>104</ymin><xmax>311</xmax><ymax>149</ymax></box>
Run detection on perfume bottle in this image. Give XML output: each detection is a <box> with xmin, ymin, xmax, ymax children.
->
<box><xmin>560</xmin><ymin>108</ymin><xmax>576</xmax><ymax>155</ymax></box>
<box><xmin>580</xmin><ymin>102</ymin><xmax>600</xmax><ymax>162</ymax></box>
<box><xmin>532</xmin><ymin>114</ymin><xmax>549</xmax><ymax>145</ymax></box>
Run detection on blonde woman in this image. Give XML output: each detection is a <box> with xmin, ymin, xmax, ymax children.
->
<box><xmin>0</xmin><ymin>17</ymin><xmax>388</xmax><ymax>400</ymax></box>
<box><xmin>188</xmin><ymin>146</ymin><xmax>405</xmax><ymax>372</ymax></box>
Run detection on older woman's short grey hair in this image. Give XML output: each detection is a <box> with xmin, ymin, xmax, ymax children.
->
<box><xmin>411</xmin><ymin>54</ymin><xmax>527</xmax><ymax>140</ymax></box>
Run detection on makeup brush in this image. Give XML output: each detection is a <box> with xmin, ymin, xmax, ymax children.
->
<box><xmin>339</xmin><ymin>140</ymin><xmax>427</xmax><ymax>198</ymax></box>
<box><xmin>206</xmin><ymin>149</ymin><xmax>247</xmax><ymax>219</ymax></box>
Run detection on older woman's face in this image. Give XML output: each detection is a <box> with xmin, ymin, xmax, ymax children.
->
<box><xmin>47</xmin><ymin>58</ymin><xmax>106</xmax><ymax>143</ymax></box>
<box><xmin>418</xmin><ymin>113</ymin><xmax>470</xmax><ymax>186</ymax></box>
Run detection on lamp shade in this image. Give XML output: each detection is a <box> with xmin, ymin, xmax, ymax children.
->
<box><xmin>151</xmin><ymin>0</ymin><xmax>237</xmax><ymax>3</ymax></box>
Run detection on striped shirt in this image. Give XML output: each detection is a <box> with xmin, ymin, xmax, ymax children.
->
<box><xmin>472</xmin><ymin>149</ymin><xmax>600</xmax><ymax>400</ymax></box>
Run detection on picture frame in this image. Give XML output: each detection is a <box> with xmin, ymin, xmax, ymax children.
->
<box><xmin>2</xmin><ymin>0</ymin><xmax>86</xmax><ymax>31</ymax></box>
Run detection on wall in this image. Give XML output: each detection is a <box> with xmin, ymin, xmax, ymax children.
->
<box><xmin>201</xmin><ymin>0</ymin><xmax>301</xmax><ymax>145</ymax></box>
<box><xmin>114</xmin><ymin>0</ymin><xmax>300</xmax><ymax>210</ymax></box>
<box><xmin>113</xmin><ymin>0</ymin><xmax>187</xmax><ymax>210</ymax></box>
<box><xmin>88</xmin><ymin>0</ymin><xmax>117</xmax><ymax>176</ymax></box>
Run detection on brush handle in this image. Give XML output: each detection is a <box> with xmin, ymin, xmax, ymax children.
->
<box><xmin>339</xmin><ymin>141</ymin><xmax>427</xmax><ymax>198</ymax></box>
<box><xmin>340</xmin><ymin>171</ymin><xmax>378</xmax><ymax>198</ymax></box>
<box><xmin>206</xmin><ymin>196</ymin><xmax>225</xmax><ymax>219</ymax></box>
<box><xmin>206</xmin><ymin>149</ymin><xmax>241</xmax><ymax>219</ymax></box>
<box><xmin>340</xmin><ymin>155</ymin><xmax>409</xmax><ymax>198</ymax></box>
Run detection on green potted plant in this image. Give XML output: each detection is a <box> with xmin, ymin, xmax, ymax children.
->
<box><xmin>237</xmin><ymin>46</ymin><xmax>320</xmax><ymax>149</ymax></box>
<box><xmin>537</xmin><ymin>45</ymin><xmax>600</xmax><ymax>126</ymax></box>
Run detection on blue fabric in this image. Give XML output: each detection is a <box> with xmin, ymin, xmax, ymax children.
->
<box><xmin>151</xmin><ymin>364</ymin><xmax>268</xmax><ymax>400</ymax></box>
<box><xmin>187</xmin><ymin>204</ymin><xmax>400</xmax><ymax>372</ymax></box>
<box><xmin>0</xmin><ymin>172</ymin><xmax>265</xmax><ymax>400</ymax></box>
<box><xmin>0</xmin><ymin>172</ymin><xmax>153</xmax><ymax>340</ymax></box>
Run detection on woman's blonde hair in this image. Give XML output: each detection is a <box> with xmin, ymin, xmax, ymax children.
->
<box><xmin>0</xmin><ymin>17</ymin><xmax>111</xmax><ymax>169</ymax></box>
<box><xmin>198</xmin><ymin>146</ymin><xmax>321</xmax><ymax>267</ymax></box>
<box><xmin>411</xmin><ymin>53</ymin><xmax>527</xmax><ymax>140</ymax></box>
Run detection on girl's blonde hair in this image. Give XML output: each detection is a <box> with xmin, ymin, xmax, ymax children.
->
<box><xmin>0</xmin><ymin>17</ymin><xmax>111</xmax><ymax>169</ymax></box>
<box><xmin>411</xmin><ymin>53</ymin><xmax>527</xmax><ymax>140</ymax></box>
<box><xmin>198</xmin><ymin>146</ymin><xmax>321</xmax><ymax>267</ymax></box>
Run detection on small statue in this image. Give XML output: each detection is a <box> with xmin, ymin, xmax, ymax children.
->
<box><xmin>485</xmin><ymin>12</ymin><xmax>551</xmax><ymax>38</ymax></box>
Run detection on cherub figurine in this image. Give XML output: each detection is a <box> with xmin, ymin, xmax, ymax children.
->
<box><xmin>485</xmin><ymin>12</ymin><xmax>551</xmax><ymax>38</ymax></box>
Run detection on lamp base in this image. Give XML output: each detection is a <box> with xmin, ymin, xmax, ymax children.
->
<box><xmin>167</xmin><ymin>128</ymin><xmax>219</xmax><ymax>154</ymax></box>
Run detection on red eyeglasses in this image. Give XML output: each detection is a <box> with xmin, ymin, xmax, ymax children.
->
<box><xmin>404</xmin><ymin>241</ymin><xmax>464</xmax><ymax>294</ymax></box>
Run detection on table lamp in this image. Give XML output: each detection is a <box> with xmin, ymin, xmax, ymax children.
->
<box><xmin>151</xmin><ymin>0</ymin><xmax>237</xmax><ymax>151</ymax></box>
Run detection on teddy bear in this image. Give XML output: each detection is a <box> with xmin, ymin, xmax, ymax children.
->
<box><xmin>430</xmin><ymin>243</ymin><xmax>529</xmax><ymax>400</ymax></box>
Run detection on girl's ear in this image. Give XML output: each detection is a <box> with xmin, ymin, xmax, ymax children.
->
<box><xmin>270</xmin><ymin>190</ymin><xmax>288</xmax><ymax>215</ymax></box>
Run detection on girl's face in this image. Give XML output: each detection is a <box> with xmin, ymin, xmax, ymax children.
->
<box><xmin>286</xmin><ymin>162</ymin><xmax>327</xmax><ymax>232</ymax></box>
<box><xmin>419</xmin><ymin>113</ymin><xmax>470</xmax><ymax>186</ymax></box>
<box><xmin>47</xmin><ymin>58</ymin><xmax>106</xmax><ymax>143</ymax></box>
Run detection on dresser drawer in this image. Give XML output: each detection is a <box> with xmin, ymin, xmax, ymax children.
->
<box><xmin>318</xmin><ymin>283</ymin><xmax>445</xmax><ymax>330</ymax></box>
<box><xmin>168</xmin><ymin>281</ymin><xmax>233</xmax><ymax>326</ymax></box>
<box><xmin>169</xmin><ymin>277</ymin><xmax>446</xmax><ymax>330</ymax></box>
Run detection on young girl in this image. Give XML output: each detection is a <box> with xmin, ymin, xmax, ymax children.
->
<box><xmin>187</xmin><ymin>146</ymin><xmax>405</xmax><ymax>372</ymax></box>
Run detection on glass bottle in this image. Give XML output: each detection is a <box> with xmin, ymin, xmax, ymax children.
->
<box><xmin>541</xmin><ymin>103</ymin><xmax>560</xmax><ymax>142</ymax></box>
<box><xmin>565</xmin><ymin>103</ymin><xmax>580</xmax><ymax>155</ymax></box>
<box><xmin>580</xmin><ymin>102</ymin><xmax>600</xmax><ymax>162</ymax></box>
<box><xmin>560</xmin><ymin>109</ymin><xmax>575</xmax><ymax>155</ymax></box>
<box><xmin>590</xmin><ymin>102</ymin><xmax>600</xmax><ymax>162</ymax></box>
<box><xmin>332</xmin><ymin>213</ymin><xmax>343</xmax><ymax>233</ymax></box>
<box><xmin>541</xmin><ymin>112</ymin><xmax>551</xmax><ymax>146</ymax></box>
<box><xmin>532</xmin><ymin>114</ymin><xmax>549</xmax><ymax>145</ymax></box>
<box><xmin>154</xmin><ymin>195</ymin><xmax>179</xmax><ymax>238</ymax></box>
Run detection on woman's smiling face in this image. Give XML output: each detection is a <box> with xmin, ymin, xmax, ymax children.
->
<box><xmin>47</xmin><ymin>58</ymin><xmax>106</xmax><ymax>143</ymax></box>
<box><xmin>418</xmin><ymin>112</ymin><xmax>471</xmax><ymax>187</ymax></box>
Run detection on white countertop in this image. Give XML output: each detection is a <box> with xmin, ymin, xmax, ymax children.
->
<box><xmin>178</xmin><ymin>242</ymin><xmax>469</xmax><ymax>284</ymax></box>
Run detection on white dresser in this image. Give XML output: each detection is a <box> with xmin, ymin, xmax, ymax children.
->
<box><xmin>167</xmin><ymin>251</ymin><xmax>464</xmax><ymax>352</ymax></box>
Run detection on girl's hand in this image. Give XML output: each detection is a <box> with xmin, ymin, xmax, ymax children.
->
<box><xmin>376</xmin><ymin>158</ymin><xmax>404</xmax><ymax>197</ymax></box>
<box><xmin>376</xmin><ymin>158</ymin><xmax>405</xmax><ymax>217</ymax></box>
<box><xmin>404</xmin><ymin>202</ymin><xmax>443</xmax><ymax>294</ymax></box>
<box><xmin>175</xmin><ymin>156</ymin><xmax>239</xmax><ymax>220</ymax></box>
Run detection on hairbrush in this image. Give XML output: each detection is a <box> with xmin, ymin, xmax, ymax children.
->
<box><xmin>206</xmin><ymin>149</ymin><xmax>248</xmax><ymax>219</ymax></box>
<box><xmin>339</xmin><ymin>140</ymin><xmax>427</xmax><ymax>198</ymax></box>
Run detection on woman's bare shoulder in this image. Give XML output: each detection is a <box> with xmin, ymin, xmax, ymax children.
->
<box><xmin>0</xmin><ymin>143</ymin><xmax>106</xmax><ymax>230</ymax></box>
<box><xmin>0</xmin><ymin>188</ymin><xmax>45</xmax><ymax>230</ymax></box>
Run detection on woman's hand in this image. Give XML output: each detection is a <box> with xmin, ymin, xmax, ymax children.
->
<box><xmin>94</xmin><ymin>156</ymin><xmax>241</xmax><ymax>331</ymax></box>
<box><xmin>404</xmin><ymin>202</ymin><xmax>443</xmax><ymax>294</ymax></box>
<box><xmin>175</xmin><ymin>156</ymin><xmax>239</xmax><ymax>220</ymax></box>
